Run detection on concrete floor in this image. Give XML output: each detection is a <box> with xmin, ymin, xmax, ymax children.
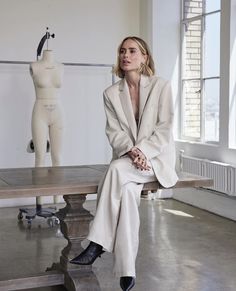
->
<box><xmin>0</xmin><ymin>198</ymin><xmax>236</xmax><ymax>291</ymax></box>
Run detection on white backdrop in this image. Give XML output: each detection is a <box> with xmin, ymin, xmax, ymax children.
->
<box><xmin>0</xmin><ymin>63</ymin><xmax>113</xmax><ymax>168</ymax></box>
<box><xmin>0</xmin><ymin>0</ymin><xmax>140</xmax><ymax>207</ymax></box>
<box><xmin>0</xmin><ymin>0</ymin><xmax>140</xmax><ymax>63</ymax></box>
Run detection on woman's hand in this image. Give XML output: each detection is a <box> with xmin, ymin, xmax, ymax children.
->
<box><xmin>133</xmin><ymin>155</ymin><xmax>151</xmax><ymax>171</ymax></box>
<box><xmin>128</xmin><ymin>147</ymin><xmax>151</xmax><ymax>171</ymax></box>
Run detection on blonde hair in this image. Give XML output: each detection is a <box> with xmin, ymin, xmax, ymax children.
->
<box><xmin>113</xmin><ymin>36</ymin><xmax>155</xmax><ymax>78</ymax></box>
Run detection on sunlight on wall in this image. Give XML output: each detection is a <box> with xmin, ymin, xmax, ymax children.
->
<box><xmin>229</xmin><ymin>20</ymin><xmax>236</xmax><ymax>148</ymax></box>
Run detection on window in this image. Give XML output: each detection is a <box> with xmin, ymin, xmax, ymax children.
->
<box><xmin>181</xmin><ymin>0</ymin><xmax>221</xmax><ymax>143</ymax></box>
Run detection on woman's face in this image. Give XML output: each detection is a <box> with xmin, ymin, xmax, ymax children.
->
<box><xmin>119</xmin><ymin>39</ymin><xmax>147</xmax><ymax>74</ymax></box>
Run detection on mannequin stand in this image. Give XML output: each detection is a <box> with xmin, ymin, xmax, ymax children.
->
<box><xmin>18</xmin><ymin>203</ymin><xmax>60</xmax><ymax>227</ymax></box>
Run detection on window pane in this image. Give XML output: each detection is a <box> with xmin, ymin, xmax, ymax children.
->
<box><xmin>184</xmin><ymin>0</ymin><xmax>203</xmax><ymax>19</ymax></box>
<box><xmin>182</xmin><ymin>19</ymin><xmax>202</xmax><ymax>79</ymax></box>
<box><xmin>182</xmin><ymin>80</ymin><xmax>201</xmax><ymax>139</ymax></box>
<box><xmin>205</xmin><ymin>0</ymin><xmax>221</xmax><ymax>13</ymax></box>
<box><xmin>204</xmin><ymin>13</ymin><xmax>220</xmax><ymax>77</ymax></box>
<box><xmin>204</xmin><ymin>79</ymin><xmax>219</xmax><ymax>142</ymax></box>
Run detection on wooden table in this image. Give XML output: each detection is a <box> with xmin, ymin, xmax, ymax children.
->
<box><xmin>0</xmin><ymin>165</ymin><xmax>213</xmax><ymax>291</ymax></box>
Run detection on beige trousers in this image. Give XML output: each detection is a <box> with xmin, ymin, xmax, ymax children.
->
<box><xmin>87</xmin><ymin>156</ymin><xmax>156</xmax><ymax>277</ymax></box>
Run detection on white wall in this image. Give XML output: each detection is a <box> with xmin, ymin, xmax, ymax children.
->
<box><xmin>228</xmin><ymin>0</ymin><xmax>236</xmax><ymax>148</ymax></box>
<box><xmin>0</xmin><ymin>0</ymin><xmax>140</xmax><ymax>63</ymax></box>
<box><xmin>0</xmin><ymin>0</ymin><xmax>140</xmax><ymax>207</ymax></box>
<box><xmin>154</xmin><ymin>0</ymin><xmax>181</xmax><ymax>138</ymax></box>
<box><xmin>140</xmin><ymin>0</ymin><xmax>181</xmax><ymax>139</ymax></box>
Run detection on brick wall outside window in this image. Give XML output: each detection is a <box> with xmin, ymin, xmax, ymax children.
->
<box><xmin>182</xmin><ymin>0</ymin><xmax>203</xmax><ymax>138</ymax></box>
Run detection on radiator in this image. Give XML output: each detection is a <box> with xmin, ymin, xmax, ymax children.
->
<box><xmin>180</xmin><ymin>154</ymin><xmax>236</xmax><ymax>196</ymax></box>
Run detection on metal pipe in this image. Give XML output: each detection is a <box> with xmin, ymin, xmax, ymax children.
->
<box><xmin>0</xmin><ymin>60</ymin><xmax>113</xmax><ymax>68</ymax></box>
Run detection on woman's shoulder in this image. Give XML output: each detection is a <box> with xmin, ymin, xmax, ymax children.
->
<box><xmin>103</xmin><ymin>78</ymin><xmax>122</xmax><ymax>96</ymax></box>
<box><xmin>146</xmin><ymin>76</ymin><xmax>171</xmax><ymax>93</ymax></box>
<box><xmin>150</xmin><ymin>75</ymin><xmax>169</xmax><ymax>86</ymax></box>
<box><xmin>103</xmin><ymin>76</ymin><xmax>170</xmax><ymax>96</ymax></box>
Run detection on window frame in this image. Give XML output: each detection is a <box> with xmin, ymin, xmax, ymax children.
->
<box><xmin>180</xmin><ymin>1</ymin><xmax>221</xmax><ymax>144</ymax></box>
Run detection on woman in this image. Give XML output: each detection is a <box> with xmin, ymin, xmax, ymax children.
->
<box><xmin>70</xmin><ymin>36</ymin><xmax>178</xmax><ymax>291</ymax></box>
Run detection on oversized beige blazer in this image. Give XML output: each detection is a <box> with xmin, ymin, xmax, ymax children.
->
<box><xmin>103</xmin><ymin>74</ymin><xmax>178</xmax><ymax>188</ymax></box>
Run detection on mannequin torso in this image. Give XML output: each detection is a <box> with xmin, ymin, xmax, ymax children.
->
<box><xmin>30</xmin><ymin>50</ymin><xmax>64</xmax><ymax>100</ymax></box>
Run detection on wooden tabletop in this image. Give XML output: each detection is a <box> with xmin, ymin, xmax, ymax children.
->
<box><xmin>0</xmin><ymin>164</ymin><xmax>213</xmax><ymax>199</ymax></box>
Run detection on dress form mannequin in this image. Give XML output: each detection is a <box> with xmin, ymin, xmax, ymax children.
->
<box><xmin>30</xmin><ymin>50</ymin><xmax>64</xmax><ymax>205</ymax></box>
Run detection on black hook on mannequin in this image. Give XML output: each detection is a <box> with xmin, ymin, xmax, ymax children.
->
<box><xmin>36</xmin><ymin>27</ymin><xmax>55</xmax><ymax>60</ymax></box>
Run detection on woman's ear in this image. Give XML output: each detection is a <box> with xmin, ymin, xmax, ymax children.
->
<box><xmin>143</xmin><ymin>54</ymin><xmax>148</xmax><ymax>64</ymax></box>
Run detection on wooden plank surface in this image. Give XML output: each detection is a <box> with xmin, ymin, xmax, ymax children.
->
<box><xmin>0</xmin><ymin>165</ymin><xmax>104</xmax><ymax>198</ymax></box>
<box><xmin>0</xmin><ymin>164</ymin><xmax>213</xmax><ymax>199</ymax></box>
<box><xmin>0</xmin><ymin>271</ymin><xmax>64</xmax><ymax>290</ymax></box>
<box><xmin>143</xmin><ymin>171</ymin><xmax>213</xmax><ymax>191</ymax></box>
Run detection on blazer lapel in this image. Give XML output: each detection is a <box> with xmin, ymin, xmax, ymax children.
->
<box><xmin>119</xmin><ymin>79</ymin><xmax>137</xmax><ymax>140</ymax></box>
<box><xmin>139</xmin><ymin>75</ymin><xmax>152</xmax><ymax>124</ymax></box>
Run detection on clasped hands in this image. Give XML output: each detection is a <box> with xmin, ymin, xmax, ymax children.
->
<box><xmin>128</xmin><ymin>147</ymin><xmax>151</xmax><ymax>171</ymax></box>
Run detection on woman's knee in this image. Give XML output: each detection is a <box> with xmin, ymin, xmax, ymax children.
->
<box><xmin>109</xmin><ymin>157</ymin><xmax>131</xmax><ymax>173</ymax></box>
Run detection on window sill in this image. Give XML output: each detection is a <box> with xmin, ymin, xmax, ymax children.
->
<box><xmin>175</xmin><ymin>139</ymin><xmax>219</xmax><ymax>147</ymax></box>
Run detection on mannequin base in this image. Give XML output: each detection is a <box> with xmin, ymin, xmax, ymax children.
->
<box><xmin>18</xmin><ymin>203</ymin><xmax>59</xmax><ymax>227</ymax></box>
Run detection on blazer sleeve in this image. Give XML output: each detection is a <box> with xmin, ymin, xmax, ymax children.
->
<box><xmin>104</xmin><ymin>91</ymin><xmax>134</xmax><ymax>157</ymax></box>
<box><xmin>135</xmin><ymin>81</ymin><xmax>174</xmax><ymax>160</ymax></box>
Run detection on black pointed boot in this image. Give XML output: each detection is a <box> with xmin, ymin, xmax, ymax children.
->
<box><xmin>70</xmin><ymin>242</ymin><xmax>104</xmax><ymax>265</ymax></box>
<box><xmin>120</xmin><ymin>276</ymin><xmax>135</xmax><ymax>291</ymax></box>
